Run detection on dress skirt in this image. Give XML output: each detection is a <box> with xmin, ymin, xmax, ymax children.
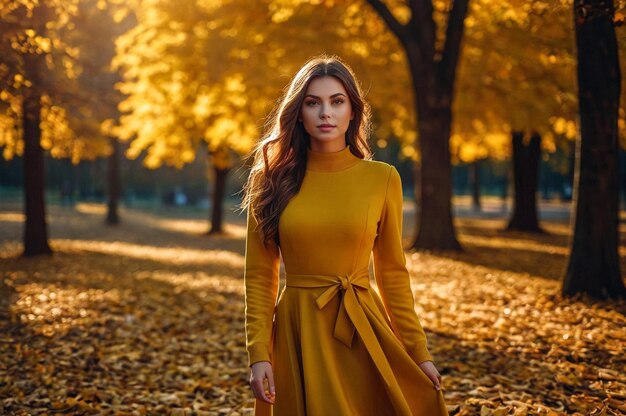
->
<box><xmin>253</xmin><ymin>271</ymin><xmax>449</xmax><ymax>416</ymax></box>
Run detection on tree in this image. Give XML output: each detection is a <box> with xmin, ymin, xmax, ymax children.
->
<box><xmin>506</xmin><ymin>130</ymin><xmax>543</xmax><ymax>231</ymax></box>
<box><xmin>0</xmin><ymin>1</ymin><xmax>78</xmax><ymax>256</ymax></box>
<box><xmin>365</xmin><ymin>0</ymin><xmax>469</xmax><ymax>250</ymax></box>
<box><xmin>112</xmin><ymin>0</ymin><xmax>415</xmax><ymax>235</ymax></box>
<box><xmin>452</xmin><ymin>0</ymin><xmax>579</xmax><ymax>232</ymax></box>
<box><xmin>562</xmin><ymin>0</ymin><xmax>625</xmax><ymax>300</ymax></box>
<box><xmin>71</xmin><ymin>0</ymin><xmax>133</xmax><ymax>225</ymax></box>
<box><xmin>112</xmin><ymin>0</ymin><xmax>257</xmax><ymax>235</ymax></box>
<box><xmin>1</xmin><ymin>0</ymin><xmax>132</xmax><ymax>255</ymax></box>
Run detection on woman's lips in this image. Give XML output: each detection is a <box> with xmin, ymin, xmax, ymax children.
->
<box><xmin>318</xmin><ymin>125</ymin><xmax>335</xmax><ymax>132</ymax></box>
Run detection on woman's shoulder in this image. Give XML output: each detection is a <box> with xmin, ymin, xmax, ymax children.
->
<box><xmin>354</xmin><ymin>159</ymin><xmax>401</xmax><ymax>191</ymax></box>
<box><xmin>358</xmin><ymin>158</ymin><xmax>397</xmax><ymax>178</ymax></box>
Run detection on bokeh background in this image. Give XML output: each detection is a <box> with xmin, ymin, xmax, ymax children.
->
<box><xmin>1</xmin><ymin>1</ymin><xmax>626</xmax><ymax>415</ymax></box>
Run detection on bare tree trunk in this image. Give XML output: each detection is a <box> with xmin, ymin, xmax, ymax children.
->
<box><xmin>507</xmin><ymin>131</ymin><xmax>543</xmax><ymax>232</ymax></box>
<box><xmin>22</xmin><ymin>90</ymin><xmax>52</xmax><ymax>256</ymax></box>
<box><xmin>563</xmin><ymin>0</ymin><xmax>625</xmax><ymax>299</ymax></box>
<box><xmin>106</xmin><ymin>137</ymin><xmax>121</xmax><ymax>225</ymax></box>
<box><xmin>208</xmin><ymin>165</ymin><xmax>228</xmax><ymax>235</ymax></box>
<box><xmin>470</xmin><ymin>159</ymin><xmax>481</xmax><ymax>211</ymax></box>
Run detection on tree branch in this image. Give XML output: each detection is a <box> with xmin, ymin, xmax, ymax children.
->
<box><xmin>438</xmin><ymin>0</ymin><xmax>470</xmax><ymax>96</ymax></box>
<box><xmin>365</xmin><ymin>0</ymin><xmax>407</xmax><ymax>38</ymax></box>
<box><xmin>406</xmin><ymin>0</ymin><xmax>437</xmax><ymax>68</ymax></box>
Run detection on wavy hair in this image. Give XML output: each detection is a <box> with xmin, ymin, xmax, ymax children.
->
<box><xmin>239</xmin><ymin>54</ymin><xmax>373</xmax><ymax>248</ymax></box>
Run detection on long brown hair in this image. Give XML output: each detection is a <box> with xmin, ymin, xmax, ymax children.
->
<box><xmin>238</xmin><ymin>54</ymin><xmax>373</xmax><ymax>248</ymax></box>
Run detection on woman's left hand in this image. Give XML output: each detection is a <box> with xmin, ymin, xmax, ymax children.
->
<box><xmin>418</xmin><ymin>360</ymin><xmax>443</xmax><ymax>391</ymax></box>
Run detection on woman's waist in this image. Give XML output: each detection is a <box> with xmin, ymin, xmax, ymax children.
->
<box><xmin>285</xmin><ymin>268</ymin><xmax>371</xmax><ymax>289</ymax></box>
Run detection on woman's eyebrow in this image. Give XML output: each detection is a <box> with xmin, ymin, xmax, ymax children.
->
<box><xmin>304</xmin><ymin>93</ymin><xmax>346</xmax><ymax>99</ymax></box>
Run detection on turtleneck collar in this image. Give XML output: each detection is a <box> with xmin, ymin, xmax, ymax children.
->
<box><xmin>306</xmin><ymin>145</ymin><xmax>361</xmax><ymax>172</ymax></box>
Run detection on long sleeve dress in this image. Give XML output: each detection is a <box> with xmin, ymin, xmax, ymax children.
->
<box><xmin>244</xmin><ymin>145</ymin><xmax>449</xmax><ymax>416</ymax></box>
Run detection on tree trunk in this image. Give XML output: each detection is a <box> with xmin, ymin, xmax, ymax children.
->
<box><xmin>207</xmin><ymin>165</ymin><xmax>228</xmax><ymax>235</ymax></box>
<box><xmin>618</xmin><ymin>149</ymin><xmax>626</xmax><ymax>209</ymax></box>
<box><xmin>500</xmin><ymin>167</ymin><xmax>509</xmax><ymax>213</ymax></box>
<box><xmin>106</xmin><ymin>136</ymin><xmax>121</xmax><ymax>225</ymax></box>
<box><xmin>412</xmin><ymin>102</ymin><xmax>462</xmax><ymax>250</ymax></box>
<box><xmin>22</xmin><ymin>90</ymin><xmax>52</xmax><ymax>256</ymax></box>
<box><xmin>366</xmin><ymin>0</ymin><xmax>468</xmax><ymax>251</ymax></box>
<box><xmin>470</xmin><ymin>159</ymin><xmax>481</xmax><ymax>211</ymax></box>
<box><xmin>506</xmin><ymin>131</ymin><xmax>543</xmax><ymax>232</ymax></box>
<box><xmin>562</xmin><ymin>145</ymin><xmax>576</xmax><ymax>201</ymax></box>
<box><xmin>412</xmin><ymin>159</ymin><xmax>422</xmax><ymax>237</ymax></box>
<box><xmin>563</xmin><ymin>0</ymin><xmax>625</xmax><ymax>299</ymax></box>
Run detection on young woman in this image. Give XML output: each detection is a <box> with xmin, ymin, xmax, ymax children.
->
<box><xmin>240</xmin><ymin>54</ymin><xmax>449</xmax><ymax>416</ymax></box>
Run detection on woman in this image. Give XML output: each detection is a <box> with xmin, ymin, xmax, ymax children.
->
<box><xmin>239</xmin><ymin>54</ymin><xmax>449</xmax><ymax>416</ymax></box>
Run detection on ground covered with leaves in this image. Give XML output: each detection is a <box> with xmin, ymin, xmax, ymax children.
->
<box><xmin>1</xmin><ymin>199</ymin><xmax>625</xmax><ymax>415</ymax></box>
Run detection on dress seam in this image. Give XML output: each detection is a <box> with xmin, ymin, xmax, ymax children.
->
<box><xmin>382</xmin><ymin>165</ymin><xmax>393</xmax><ymax>209</ymax></box>
<box><xmin>353</xmin><ymin>202</ymin><xmax>371</xmax><ymax>273</ymax></box>
<box><xmin>375</xmin><ymin>165</ymin><xmax>394</xmax><ymax>240</ymax></box>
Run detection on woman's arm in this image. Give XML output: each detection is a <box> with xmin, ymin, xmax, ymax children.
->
<box><xmin>244</xmin><ymin>209</ymin><xmax>281</xmax><ymax>367</ymax></box>
<box><xmin>372</xmin><ymin>165</ymin><xmax>433</xmax><ymax>365</ymax></box>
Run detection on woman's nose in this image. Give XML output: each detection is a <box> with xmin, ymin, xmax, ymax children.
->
<box><xmin>319</xmin><ymin>103</ymin><xmax>331</xmax><ymax>118</ymax></box>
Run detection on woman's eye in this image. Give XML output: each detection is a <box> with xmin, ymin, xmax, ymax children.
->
<box><xmin>305</xmin><ymin>99</ymin><xmax>344</xmax><ymax>106</ymax></box>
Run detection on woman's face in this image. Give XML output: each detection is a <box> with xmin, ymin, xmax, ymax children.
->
<box><xmin>300</xmin><ymin>76</ymin><xmax>354</xmax><ymax>149</ymax></box>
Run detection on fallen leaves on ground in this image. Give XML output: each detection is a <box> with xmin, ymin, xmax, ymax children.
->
<box><xmin>0</xmin><ymin>201</ymin><xmax>625</xmax><ymax>415</ymax></box>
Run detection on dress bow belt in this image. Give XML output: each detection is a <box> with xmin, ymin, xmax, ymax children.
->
<box><xmin>286</xmin><ymin>269</ymin><xmax>370</xmax><ymax>348</ymax></box>
<box><xmin>285</xmin><ymin>269</ymin><xmax>414</xmax><ymax>415</ymax></box>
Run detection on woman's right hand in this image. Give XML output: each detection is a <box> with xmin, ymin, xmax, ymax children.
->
<box><xmin>250</xmin><ymin>361</ymin><xmax>276</xmax><ymax>404</ymax></box>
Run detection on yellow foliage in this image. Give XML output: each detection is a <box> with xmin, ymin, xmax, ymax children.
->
<box><xmin>552</xmin><ymin>117</ymin><xmax>567</xmax><ymax>135</ymax></box>
<box><xmin>210</xmin><ymin>146</ymin><xmax>234</xmax><ymax>170</ymax></box>
<box><xmin>111</xmin><ymin>0</ymin><xmax>626</xmax><ymax>175</ymax></box>
<box><xmin>451</xmin><ymin>0</ymin><xmax>589</xmax><ymax>160</ymax></box>
<box><xmin>39</xmin><ymin>95</ymin><xmax>110</xmax><ymax>164</ymax></box>
<box><xmin>564</xmin><ymin>122</ymin><xmax>577</xmax><ymax>140</ymax></box>
<box><xmin>0</xmin><ymin>113</ymin><xmax>22</xmax><ymax>160</ymax></box>
<box><xmin>550</xmin><ymin>117</ymin><xmax>577</xmax><ymax>140</ymax></box>
<box><xmin>112</xmin><ymin>8</ymin><xmax>129</xmax><ymax>23</ymax></box>
<box><xmin>35</xmin><ymin>36</ymin><xmax>52</xmax><ymax>53</ymax></box>
<box><xmin>0</xmin><ymin>0</ymin><xmax>118</xmax><ymax>165</ymax></box>
<box><xmin>388</xmin><ymin>1</ymin><xmax>411</xmax><ymax>25</ymax></box>
<box><xmin>350</xmin><ymin>40</ymin><xmax>369</xmax><ymax>58</ymax></box>
<box><xmin>269</xmin><ymin>0</ymin><xmax>294</xmax><ymax>22</ymax></box>
<box><xmin>401</xmin><ymin>145</ymin><xmax>417</xmax><ymax>162</ymax></box>
<box><xmin>458</xmin><ymin>144</ymin><xmax>476</xmax><ymax>163</ymax></box>
<box><xmin>542</xmin><ymin>132</ymin><xmax>556</xmax><ymax>153</ymax></box>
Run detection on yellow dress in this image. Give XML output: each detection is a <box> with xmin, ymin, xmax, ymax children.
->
<box><xmin>244</xmin><ymin>145</ymin><xmax>449</xmax><ymax>416</ymax></box>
